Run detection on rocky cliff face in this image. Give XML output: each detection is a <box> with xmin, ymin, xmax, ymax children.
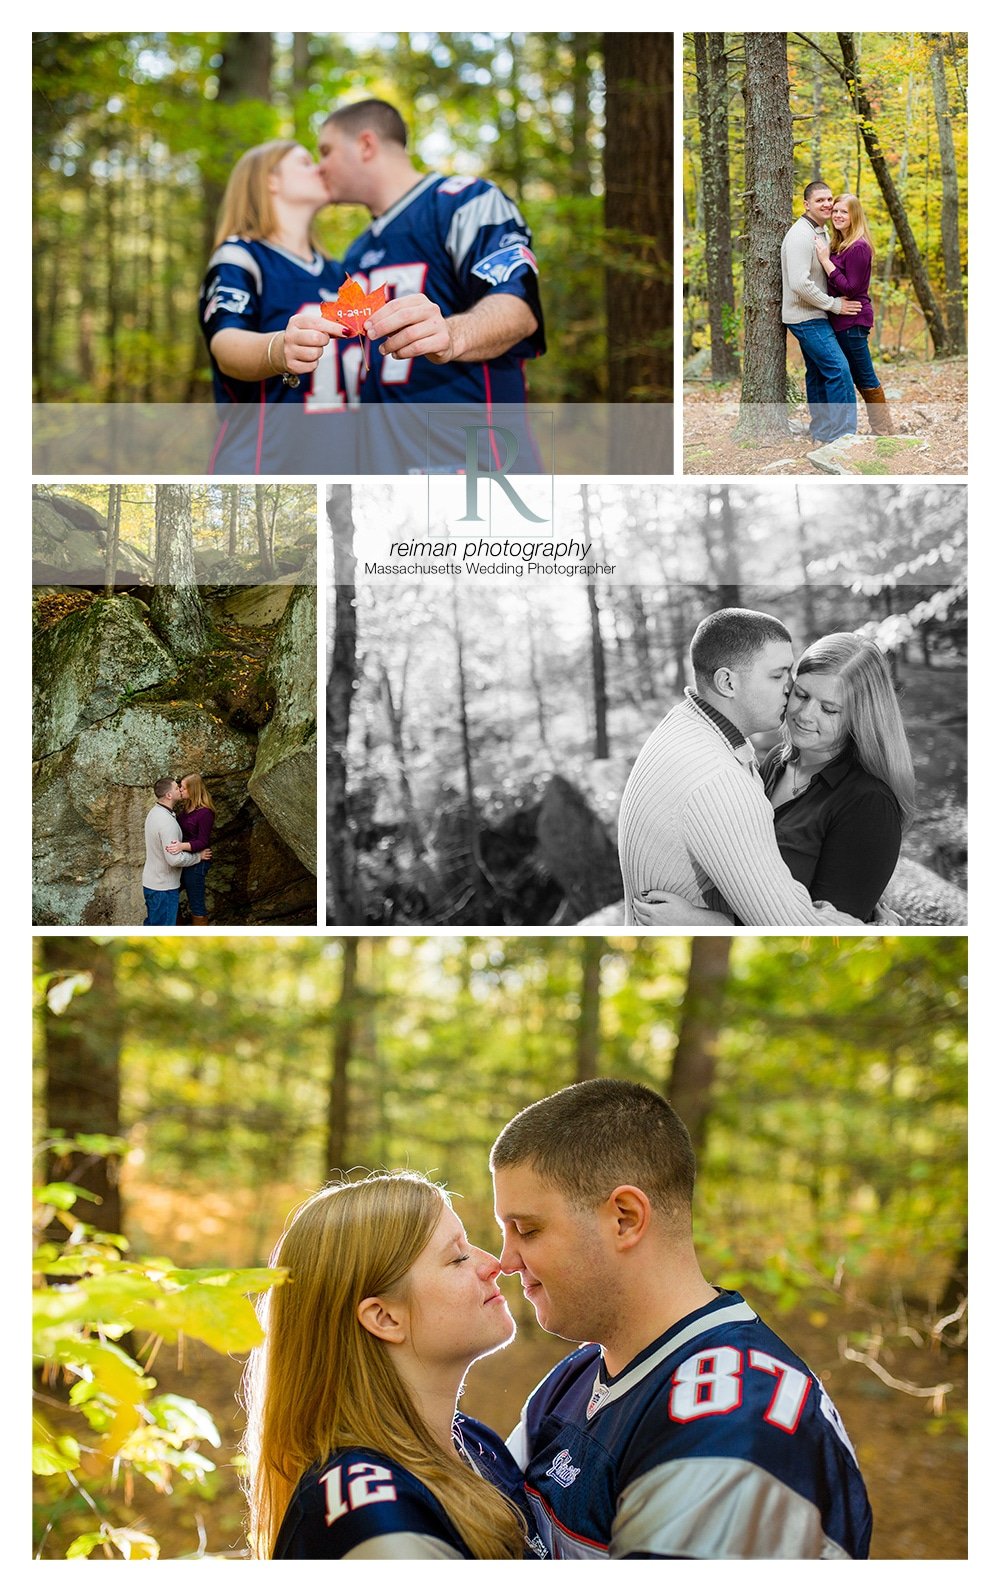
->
<box><xmin>33</xmin><ymin>582</ymin><xmax>317</xmax><ymax>926</ymax></box>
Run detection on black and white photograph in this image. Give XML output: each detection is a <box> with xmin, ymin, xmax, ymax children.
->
<box><xmin>325</xmin><ymin>480</ymin><xmax>966</xmax><ymax>929</ymax></box>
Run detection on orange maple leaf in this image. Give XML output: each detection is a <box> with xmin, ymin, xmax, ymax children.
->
<box><xmin>321</xmin><ymin>276</ymin><xmax>389</xmax><ymax>337</ymax></box>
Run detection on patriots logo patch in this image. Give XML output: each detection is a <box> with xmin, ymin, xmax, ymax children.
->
<box><xmin>203</xmin><ymin>279</ymin><xmax>252</xmax><ymax>322</ymax></box>
<box><xmin>359</xmin><ymin>249</ymin><xmax>385</xmax><ymax>270</ymax></box>
<box><xmin>545</xmin><ymin>1449</ymin><xmax>581</xmax><ymax>1489</ymax></box>
<box><xmin>471</xmin><ymin>243</ymin><xmax>539</xmax><ymax>286</ymax></box>
<box><xmin>439</xmin><ymin>175</ymin><xmax>477</xmax><ymax>195</ymax></box>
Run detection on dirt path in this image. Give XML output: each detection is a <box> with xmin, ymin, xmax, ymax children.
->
<box><xmin>684</xmin><ymin>358</ymin><xmax>967</xmax><ymax>476</ymax></box>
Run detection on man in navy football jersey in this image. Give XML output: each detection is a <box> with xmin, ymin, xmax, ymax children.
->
<box><xmin>317</xmin><ymin>99</ymin><xmax>545</xmax><ymax>470</ymax></box>
<box><xmin>490</xmin><ymin>1080</ymin><xmax>873</xmax><ymax>1559</ymax></box>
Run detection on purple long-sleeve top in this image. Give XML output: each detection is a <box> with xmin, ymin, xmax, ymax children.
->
<box><xmin>826</xmin><ymin>239</ymin><xmax>874</xmax><ymax>332</ymax></box>
<box><xmin>177</xmin><ymin>806</ymin><xmax>214</xmax><ymax>853</ymax></box>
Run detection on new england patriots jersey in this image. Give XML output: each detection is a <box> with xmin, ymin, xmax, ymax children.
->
<box><xmin>342</xmin><ymin>172</ymin><xmax>545</xmax><ymax>410</ymax></box>
<box><xmin>273</xmin><ymin>1414</ymin><xmax>547</xmax><ymax>1560</ymax></box>
<box><xmin>508</xmin><ymin>1290</ymin><xmax>872</xmax><ymax>1560</ymax></box>
<box><xmin>198</xmin><ymin>237</ymin><xmax>358</xmax><ymax>472</ymax></box>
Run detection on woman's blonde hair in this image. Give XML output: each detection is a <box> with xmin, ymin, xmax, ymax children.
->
<box><xmin>787</xmin><ymin>632</ymin><xmax>915</xmax><ymax>827</ymax></box>
<box><xmin>241</xmin><ymin>1172</ymin><xmax>525</xmax><ymax>1560</ymax></box>
<box><xmin>178</xmin><ymin>773</ymin><xmax>215</xmax><ymax>814</ymax></box>
<box><xmin>830</xmin><ymin>194</ymin><xmax>875</xmax><ymax>261</ymax></box>
<box><xmin>213</xmin><ymin>139</ymin><xmax>320</xmax><ymax>249</ymax></box>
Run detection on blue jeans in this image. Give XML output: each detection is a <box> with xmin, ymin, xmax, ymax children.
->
<box><xmin>785</xmin><ymin>319</ymin><xmax>857</xmax><ymax>442</ymax></box>
<box><xmin>834</xmin><ymin>325</ymin><xmax>879</xmax><ymax>393</ymax></box>
<box><xmin>180</xmin><ymin>860</ymin><xmax>211</xmax><ymax>918</ymax></box>
<box><xmin>143</xmin><ymin>886</ymin><xmax>179</xmax><ymax>926</ymax></box>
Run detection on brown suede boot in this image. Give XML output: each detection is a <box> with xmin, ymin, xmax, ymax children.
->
<box><xmin>191</xmin><ymin>915</ymin><xmax>208</xmax><ymax>925</ymax></box>
<box><xmin>860</xmin><ymin>385</ymin><xmax>893</xmax><ymax>435</ymax></box>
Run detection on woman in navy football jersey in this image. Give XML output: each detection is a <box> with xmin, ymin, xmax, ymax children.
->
<box><xmin>198</xmin><ymin>140</ymin><xmax>350</xmax><ymax>470</ymax></box>
<box><xmin>242</xmin><ymin>1173</ymin><xmax>542</xmax><ymax>1560</ymax></box>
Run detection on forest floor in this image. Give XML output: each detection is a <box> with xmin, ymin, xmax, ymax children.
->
<box><xmin>683</xmin><ymin>357</ymin><xmax>968</xmax><ymax>475</ymax></box>
<box><xmin>33</xmin><ymin>1268</ymin><xmax>967</xmax><ymax>1559</ymax></box>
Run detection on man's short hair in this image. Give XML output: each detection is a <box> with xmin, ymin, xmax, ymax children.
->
<box><xmin>490</xmin><ymin>1079</ymin><xmax>696</xmax><ymax>1223</ymax></box>
<box><xmin>323</xmin><ymin>99</ymin><xmax>408</xmax><ymax>149</ymax></box>
<box><xmin>804</xmin><ymin>179</ymin><xmax>832</xmax><ymax>202</ymax></box>
<box><xmin>153</xmin><ymin>777</ymin><xmax>176</xmax><ymax>799</ymax></box>
<box><xmin>690</xmin><ymin>608</ymin><xmax>791</xmax><ymax>692</ymax></box>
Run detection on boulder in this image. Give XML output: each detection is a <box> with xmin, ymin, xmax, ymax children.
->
<box><xmin>580</xmin><ymin>858</ymin><xmax>967</xmax><ymax>930</ymax></box>
<box><xmin>807</xmin><ymin>434</ymin><xmax>928</xmax><ymax>476</ymax></box>
<box><xmin>536</xmin><ymin>774</ymin><xmax>624</xmax><ymax>917</ymax></box>
<box><xmin>45</xmin><ymin>493</ymin><xmax>108</xmax><ymax>533</ymax></box>
<box><xmin>883</xmin><ymin>855</ymin><xmax>968</xmax><ymax>927</ymax></box>
<box><xmin>208</xmin><ymin>584</ymin><xmax>294</xmax><ymax>628</ymax></box>
<box><xmin>33</xmin><ymin>703</ymin><xmax>258</xmax><ymax>925</ymax></box>
<box><xmin>683</xmin><ymin>348</ymin><xmax>712</xmax><ymax>379</ymax></box>
<box><xmin>32</xmin><ymin>495</ymin><xmax>153</xmax><ymax>582</ymax></box>
<box><xmin>248</xmin><ymin>582</ymin><xmax>317</xmax><ymax>875</ymax></box>
<box><xmin>33</xmin><ymin>595</ymin><xmax>176</xmax><ymax>760</ymax></box>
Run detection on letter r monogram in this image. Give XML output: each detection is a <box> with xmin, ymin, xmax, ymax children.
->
<box><xmin>458</xmin><ymin>426</ymin><xmax>547</xmax><ymax>523</ymax></box>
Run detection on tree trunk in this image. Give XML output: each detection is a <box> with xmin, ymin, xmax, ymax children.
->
<box><xmin>379</xmin><ymin>660</ymin><xmax>429</xmax><ymax>856</ymax></box>
<box><xmin>41</xmin><ymin>938</ymin><xmax>123</xmax><ymax>1239</ymax></box>
<box><xmin>575</xmin><ymin>937</ymin><xmax>604</xmax><ymax>1081</ymax></box>
<box><xmin>185</xmin><ymin>33</ymin><xmax>274</xmax><ymax>400</ymax></box>
<box><xmin>227</xmin><ymin>484</ymin><xmax>240</xmax><ymax>555</ymax></box>
<box><xmin>255</xmin><ymin>484</ymin><xmax>276</xmax><ymax>578</ymax></box>
<box><xmin>103</xmin><ymin>482</ymin><xmax>121</xmax><ymax>596</ymax></box>
<box><xmin>291</xmin><ymin>34</ymin><xmax>314</xmax><ymax>143</ymax></box>
<box><xmin>713</xmin><ymin>484</ymin><xmax>742</xmax><ymax>607</ymax></box>
<box><xmin>327</xmin><ymin>486</ymin><xmax>360</xmax><ymax>925</ymax></box>
<box><xmin>929</xmin><ymin>36</ymin><xmax>966</xmax><ymax>354</ymax></box>
<box><xmin>602</xmin><ymin>31</ymin><xmax>673</xmax><ymax>438</ymax></box>
<box><xmin>793</xmin><ymin>486</ymin><xmax>817</xmax><ymax>637</ymax></box>
<box><xmin>666</xmin><ymin>936</ymin><xmax>732</xmax><ymax>1155</ymax></box>
<box><xmin>832</xmin><ymin>32</ymin><xmax>951</xmax><ymax>355</ymax></box>
<box><xmin>694</xmin><ymin>34</ymin><xmax>740</xmax><ymax>379</ymax></box>
<box><xmin>569</xmin><ymin>34</ymin><xmax>598</xmax><ymax>194</ymax></box>
<box><xmin>736</xmin><ymin>33</ymin><xmax>793</xmax><ymax>438</ymax></box>
<box><xmin>450</xmin><ymin>581</ymin><xmax>486</xmax><ymax>919</ymax></box>
<box><xmin>629</xmin><ymin>587</ymin><xmax>656</xmax><ymax>700</ymax></box>
<box><xmin>581</xmin><ymin>488</ymin><xmax>610</xmax><ymax>758</ymax></box>
<box><xmin>874</xmin><ymin>68</ymin><xmax>914</xmax><ymax>348</ymax></box>
<box><xmin>326</xmin><ymin>937</ymin><xmax>358</xmax><ymax>1177</ymax></box>
<box><xmin>526</xmin><ymin>603</ymin><xmax>550</xmax><ymax>749</ymax></box>
<box><xmin>150</xmin><ymin>484</ymin><xmax>210</xmax><ymax>658</ymax></box>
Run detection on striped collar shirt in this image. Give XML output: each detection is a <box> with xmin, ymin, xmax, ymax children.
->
<box><xmin>683</xmin><ymin>689</ymin><xmax>759</xmax><ymax>770</ymax></box>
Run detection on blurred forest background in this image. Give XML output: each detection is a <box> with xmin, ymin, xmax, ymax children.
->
<box><xmin>327</xmin><ymin>481</ymin><xmax>967</xmax><ymax>926</ymax></box>
<box><xmin>682</xmin><ymin>33</ymin><xmax>967</xmax><ymax>473</ymax></box>
<box><xmin>32</xmin><ymin>31</ymin><xmax>671</xmax><ymax>408</ymax></box>
<box><xmin>33</xmin><ymin>934</ymin><xmax>967</xmax><ymax>1559</ymax></box>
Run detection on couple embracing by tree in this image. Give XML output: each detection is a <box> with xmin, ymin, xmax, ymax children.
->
<box><xmin>781</xmin><ymin>179</ymin><xmax>892</xmax><ymax>447</ymax></box>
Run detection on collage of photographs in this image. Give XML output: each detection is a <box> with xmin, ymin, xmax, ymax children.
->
<box><xmin>31</xmin><ymin>28</ymin><xmax>970</xmax><ymax>1571</ymax></box>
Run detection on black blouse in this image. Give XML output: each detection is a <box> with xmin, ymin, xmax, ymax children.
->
<box><xmin>761</xmin><ymin>744</ymin><xmax>902</xmax><ymax>921</ymax></box>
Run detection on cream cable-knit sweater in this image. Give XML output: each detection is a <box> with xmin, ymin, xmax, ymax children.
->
<box><xmin>617</xmin><ymin>696</ymin><xmax>847</xmax><ymax>927</ymax></box>
<box><xmin>142</xmin><ymin>803</ymin><xmax>202</xmax><ymax>891</ymax></box>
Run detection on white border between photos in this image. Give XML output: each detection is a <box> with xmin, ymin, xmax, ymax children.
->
<box><xmin>23</xmin><ymin>7</ymin><xmax>980</xmax><ymax>1587</ymax></box>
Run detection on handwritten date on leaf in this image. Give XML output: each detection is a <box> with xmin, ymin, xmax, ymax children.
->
<box><xmin>321</xmin><ymin>276</ymin><xmax>389</xmax><ymax>337</ymax></box>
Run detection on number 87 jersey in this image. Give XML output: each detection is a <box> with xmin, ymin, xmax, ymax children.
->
<box><xmin>508</xmin><ymin>1289</ymin><xmax>873</xmax><ymax>1559</ymax></box>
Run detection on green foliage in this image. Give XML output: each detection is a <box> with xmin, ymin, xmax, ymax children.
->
<box><xmin>683</xmin><ymin>32</ymin><xmax>968</xmax><ymax>357</ymax></box>
<box><xmin>33</xmin><ymin>32</ymin><xmax>611</xmax><ymax>403</ymax></box>
<box><xmin>33</xmin><ymin>1146</ymin><xmax>287</xmax><ymax>1560</ymax></box>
